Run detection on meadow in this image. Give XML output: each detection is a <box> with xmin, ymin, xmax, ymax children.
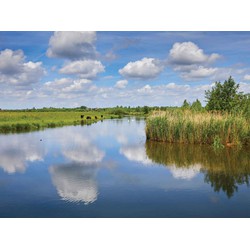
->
<box><xmin>145</xmin><ymin>109</ymin><xmax>250</xmax><ymax>147</ymax></box>
<box><xmin>0</xmin><ymin>110</ymin><xmax>117</xmax><ymax>133</ymax></box>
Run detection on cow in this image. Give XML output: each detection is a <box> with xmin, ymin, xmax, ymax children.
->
<box><xmin>101</xmin><ymin>115</ymin><xmax>103</xmax><ymax>118</ymax></box>
<box><xmin>81</xmin><ymin>115</ymin><xmax>84</xmax><ymax>119</ymax></box>
<box><xmin>86</xmin><ymin>116</ymin><xmax>91</xmax><ymax>119</ymax></box>
<box><xmin>95</xmin><ymin>116</ymin><xmax>98</xmax><ymax>119</ymax></box>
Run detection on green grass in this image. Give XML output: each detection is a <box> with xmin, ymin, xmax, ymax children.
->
<box><xmin>0</xmin><ymin>110</ymin><xmax>118</xmax><ymax>133</ymax></box>
<box><xmin>145</xmin><ymin>109</ymin><xmax>250</xmax><ymax>147</ymax></box>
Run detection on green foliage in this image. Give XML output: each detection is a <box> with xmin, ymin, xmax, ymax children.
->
<box><xmin>191</xmin><ymin>99</ymin><xmax>203</xmax><ymax>111</ymax></box>
<box><xmin>182</xmin><ymin>99</ymin><xmax>190</xmax><ymax>109</ymax></box>
<box><xmin>205</xmin><ymin>76</ymin><xmax>244</xmax><ymax>112</ymax></box>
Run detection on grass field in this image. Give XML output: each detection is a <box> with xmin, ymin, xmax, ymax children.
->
<box><xmin>145</xmin><ymin>110</ymin><xmax>250</xmax><ymax>147</ymax></box>
<box><xmin>0</xmin><ymin>110</ymin><xmax>118</xmax><ymax>133</ymax></box>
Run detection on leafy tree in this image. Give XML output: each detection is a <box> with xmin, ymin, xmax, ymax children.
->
<box><xmin>191</xmin><ymin>99</ymin><xmax>203</xmax><ymax>111</ymax></box>
<box><xmin>205</xmin><ymin>76</ymin><xmax>243</xmax><ymax>112</ymax></box>
<box><xmin>181</xmin><ymin>99</ymin><xmax>190</xmax><ymax>109</ymax></box>
<box><xmin>143</xmin><ymin>105</ymin><xmax>149</xmax><ymax>114</ymax></box>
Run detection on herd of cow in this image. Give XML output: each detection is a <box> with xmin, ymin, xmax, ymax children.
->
<box><xmin>80</xmin><ymin>115</ymin><xmax>103</xmax><ymax>120</ymax></box>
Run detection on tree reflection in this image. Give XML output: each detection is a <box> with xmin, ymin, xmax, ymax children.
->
<box><xmin>145</xmin><ymin>141</ymin><xmax>250</xmax><ymax>198</ymax></box>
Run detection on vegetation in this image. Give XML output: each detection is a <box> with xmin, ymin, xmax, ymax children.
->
<box><xmin>146</xmin><ymin>109</ymin><xmax>250</xmax><ymax>147</ymax></box>
<box><xmin>146</xmin><ymin>77</ymin><xmax>250</xmax><ymax>147</ymax></box>
<box><xmin>0</xmin><ymin>110</ymin><xmax>115</xmax><ymax>133</ymax></box>
<box><xmin>205</xmin><ymin>76</ymin><xmax>249</xmax><ymax>117</ymax></box>
<box><xmin>0</xmin><ymin>105</ymin><xmax>155</xmax><ymax>133</ymax></box>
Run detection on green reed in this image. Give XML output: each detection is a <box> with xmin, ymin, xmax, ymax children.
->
<box><xmin>146</xmin><ymin>109</ymin><xmax>250</xmax><ymax>147</ymax></box>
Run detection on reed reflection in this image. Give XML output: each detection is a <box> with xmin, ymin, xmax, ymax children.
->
<box><xmin>146</xmin><ymin>141</ymin><xmax>250</xmax><ymax>198</ymax></box>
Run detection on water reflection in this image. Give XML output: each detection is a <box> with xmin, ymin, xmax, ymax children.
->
<box><xmin>50</xmin><ymin>162</ymin><xmax>98</xmax><ymax>204</ymax></box>
<box><xmin>120</xmin><ymin>145</ymin><xmax>152</xmax><ymax>165</ymax></box>
<box><xmin>146</xmin><ymin>141</ymin><xmax>250</xmax><ymax>198</ymax></box>
<box><xmin>58</xmin><ymin>130</ymin><xmax>105</xmax><ymax>163</ymax></box>
<box><xmin>0</xmin><ymin>133</ymin><xmax>45</xmax><ymax>174</ymax></box>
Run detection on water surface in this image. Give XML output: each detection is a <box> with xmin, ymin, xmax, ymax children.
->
<box><xmin>0</xmin><ymin>118</ymin><xmax>249</xmax><ymax>217</ymax></box>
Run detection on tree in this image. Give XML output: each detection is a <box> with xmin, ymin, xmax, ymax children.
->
<box><xmin>205</xmin><ymin>76</ymin><xmax>242</xmax><ymax>112</ymax></box>
<box><xmin>191</xmin><ymin>99</ymin><xmax>203</xmax><ymax>111</ymax></box>
<box><xmin>181</xmin><ymin>99</ymin><xmax>190</xmax><ymax>109</ymax></box>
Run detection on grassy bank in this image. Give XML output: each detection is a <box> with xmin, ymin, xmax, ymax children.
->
<box><xmin>145</xmin><ymin>110</ymin><xmax>250</xmax><ymax>147</ymax></box>
<box><xmin>0</xmin><ymin>110</ymin><xmax>118</xmax><ymax>133</ymax></box>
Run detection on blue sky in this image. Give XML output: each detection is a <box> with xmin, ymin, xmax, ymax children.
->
<box><xmin>0</xmin><ymin>31</ymin><xmax>250</xmax><ymax>109</ymax></box>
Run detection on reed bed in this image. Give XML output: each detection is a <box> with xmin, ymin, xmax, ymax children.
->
<box><xmin>146</xmin><ymin>110</ymin><xmax>250</xmax><ymax>146</ymax></box>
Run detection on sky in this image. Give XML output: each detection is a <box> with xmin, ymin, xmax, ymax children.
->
<box><xmin>0</xmin><ymin>31</ymin><xmax>250</xmax><ymax>109</ymax></box>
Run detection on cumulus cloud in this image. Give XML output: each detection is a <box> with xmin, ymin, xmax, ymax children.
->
<box><xmin>0</xmin><ymin>49</ymin><xmax>45</xmax><ymax>86</ymax></box>
<box><xmin>239</xmin><ymin>82</ymin><xmax>250</xmax><ymax>93</ymax></box>
<box><xmin>181</xmin><ymin>66</ymin><xmax>218</xmax><ymax>80</ymax></box>
<box><xmin>42</xmin><ymin>78</ymin><xmax>94</xmax><ymax>98</ymax></box>
<box><xmin>0</xmin><ymin>133</ymin><xmax>45</xmax><ymax>174</ymax></box>
<box><xmin>59</xmin><ymin>60</ymin><xmax>105</xmax><ymax>78</ymax></box>
<box><xmin>169</xmin><ymin>42</ymin><xmax>220</xmax><ymax>65</ymax></box>
<box><xmin>115</xmin><ymin>79</ymin><xmax>128</xmax><ymax>89</ymax></box>
<box><xmin>119</xmin><ymin>57</ymin><xmax>164</xmax><ymax>80</ymax></box>
<box><xmin>46</xmin><ymin>31</ymin><xmax>97</xmax><ymax>60</ymax></box>
<box><xmin>243</xmin><ymin>74</ymin><xmax>250</xmax><ymax>81</ymax></box>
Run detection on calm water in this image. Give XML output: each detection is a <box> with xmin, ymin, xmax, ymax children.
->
<box><xmin>0</xmin><ymin>117</ymin><xmax>249</xmax><ymax>218</ymax></box>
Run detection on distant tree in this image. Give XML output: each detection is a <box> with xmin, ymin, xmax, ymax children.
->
<box><xmin>80</xmin><ymin>106</ymin><xmax>87</xmax><ymax>110</ymax></box>
<box><xmin>205</xmin><ymin>76</ymin><xmax>243</xmax><ymax>112</ymax></box>
<box><xmin>182</xmin><ymin>99</ymin><xmax>190</xmax><ymax>109</ymax></box>
<box><xmin>191</xmin><ymin>99</ymin><xmax>203</xmax><ymax>111</ymax></box>
<box><xmin>143</xmin><ymin>105</ymin><xmax>149</xmax><ymax>114</ymax></box>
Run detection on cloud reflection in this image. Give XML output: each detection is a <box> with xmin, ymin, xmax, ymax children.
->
<box><xmin>56</xmin><ymin>129</ymin><xmax>105</xmax><ymax>163</ymax></box>
<box><xmin>50</xmin><ymin>162</ymin><xmax>98</xmax><ymax>205</ymax></box>
<box><xmin>0</xmin><ymin>134</ymin><xmax>44</xmax><ymax>174</ymax></box>
<box><xmin>169</xmin><ymin>164</ymin><xmax>201</xmax><ymax>180</ymax></box>
<box><xmin>120</xmin><ymin>145</ymin><xmax>152</xmax><ymax>165</ymax></box>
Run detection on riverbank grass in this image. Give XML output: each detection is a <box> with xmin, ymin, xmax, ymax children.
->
<box><xmin>0</xmin><ymin>110</ymin><xmax>118</xmax><ymax>133</ymax></box>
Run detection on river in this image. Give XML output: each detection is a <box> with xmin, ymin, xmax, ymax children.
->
<box><xmin>0</xmin><ymin>117</ymin><xmax>249</xmax><ymax>217</ymax></box>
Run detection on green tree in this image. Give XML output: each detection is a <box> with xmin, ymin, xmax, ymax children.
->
<box><xmin>182</xmin><ymin>99</ymin><xmax>190</xmax><ymax>109</ymax></box>
<box><xmin>205</xmin><ymin>76</ymin><xmax>242</xmax><ymax>112</ymax></box>
<box><xmin>191</xmin><ymin>99</ymin><xmax>203</xmax><ymax>111</ymax></box>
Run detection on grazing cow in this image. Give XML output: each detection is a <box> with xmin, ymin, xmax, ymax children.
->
<box><xmin>81</xmin><ymin>115</ymin><xmax>84</xmax><ymax>119</ymax></box>
<box><xmin>101</xmin><ymin>115</ymin><xmax>103</xmax><ymax>118</ymax></box>
<box><xmin>86</xmin><ymin>116</ymin><xmax>91</xmax><ymax>119</ymax></box>
<box><xmin>95</xmin><ymin>116</ymin><xmax>98</xmax><ymax>119</ymax></box>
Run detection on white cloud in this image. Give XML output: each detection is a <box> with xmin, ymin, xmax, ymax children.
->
<box><xmin>115</xmin><ymin>79</ymin><xmax>128</xmax><ymax>89</ymax></box>
<box><xmin>0</xmin><ymin>49</ymin><xmax>45</xmax><ymax>86</ymax></box>
<box><xmin>59</xmin><ymin>60</ymin><xmax>105</xmax><ymax>78</ymax></box>
<box><xmin>43</xmin><ymin>78</ymin><xmax>94</xmax><ymax>98</ymax></box>
<box><xmin>137</xmin><ymin>84</ymin><xmax>153</xmax><ymax>94</ymax></box>
<box><xmin>169</xmin><ymin>42</ymin><xmax>220</xmax><ymax>65</ymax></box>
<box><xmin>119</xmin><ymin>57</ymin><xmax>164</xmax><ymax>79</ymax></box>
<box><xmin>181</xmin><ymin>66</ymin><xmax>218</xmax><ymax>80</ymax></box>
<box><xmin>239</xmin><ymin>82</ymin><xmax>250</xmax><ymax>93</ymax></box>
<box><xmin>243</xmin><ymin>74</ymin><xmax>250</xmax><ymax>81</ymax></box>
<box><xmin>46</xmin><ymin>31</ymin><xmax>97</xmax><ymax>60</ymax></box>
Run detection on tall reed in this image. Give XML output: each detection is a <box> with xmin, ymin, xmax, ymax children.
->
<box><xmin>146</xmin><ymin>110</ymin><xmax>250</xmax><ymax>146</ymax></box>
